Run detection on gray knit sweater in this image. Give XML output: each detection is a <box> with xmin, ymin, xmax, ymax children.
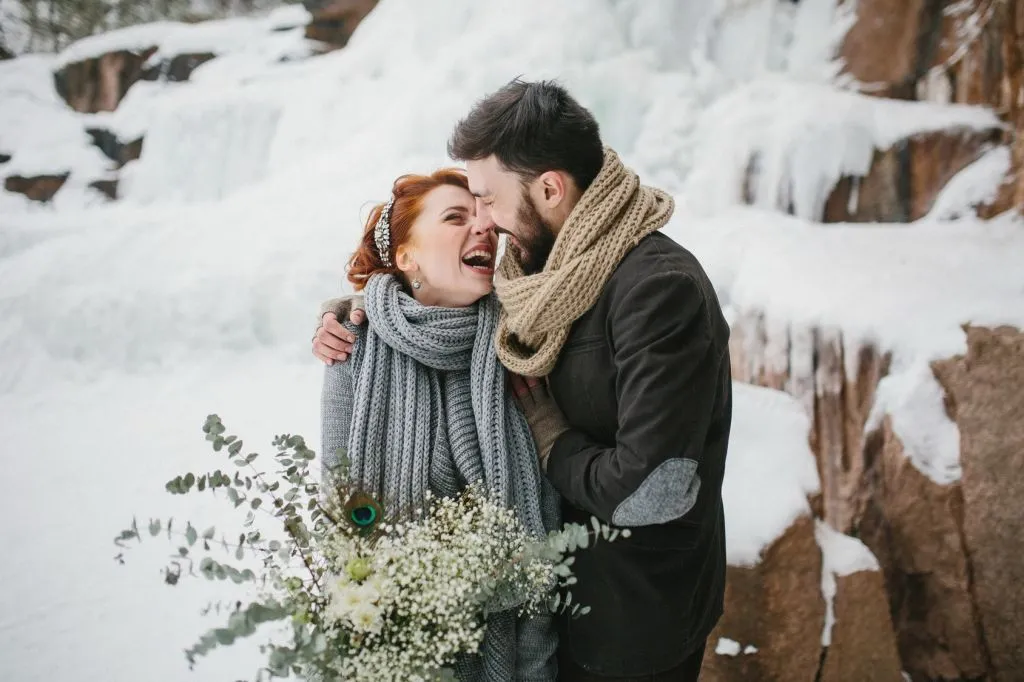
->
<box><xmin>320</xmin><ymin>275</ymin><xmax>560</xmax><ymax>682</ymax></box>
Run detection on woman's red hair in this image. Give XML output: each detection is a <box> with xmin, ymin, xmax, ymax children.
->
<box><xmin>347</xmin><ymin>169</ymin><xmax>470</xmax><ymax>291</ymax></box>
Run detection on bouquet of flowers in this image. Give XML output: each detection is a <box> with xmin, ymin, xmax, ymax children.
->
<box><xmin>115</xmin><ymin>415</ymin><xmax>626</xmax><ymax>682</ymax></box>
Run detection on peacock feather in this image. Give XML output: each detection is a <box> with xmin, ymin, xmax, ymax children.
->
<box><xmin>343</xmin><ymin>491</ymin><xmax>383</xmax><ymax>537</ymax></box>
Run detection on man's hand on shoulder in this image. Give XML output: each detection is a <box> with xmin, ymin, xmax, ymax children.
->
<box><xmin>312</xmin><ymin>295</ymin><xmax>366</xmax><ymax>365</ymax></box>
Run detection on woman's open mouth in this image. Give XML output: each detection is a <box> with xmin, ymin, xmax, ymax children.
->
<box><xmin>461</xmin><ymin>248</ymin><xmax>495</xmax><ymax>274</ymax></box>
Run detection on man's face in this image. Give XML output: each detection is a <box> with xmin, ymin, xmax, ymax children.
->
<box><xmin>466</xmin><ymin>155</ymin><xmax>555</xmax><ymax>275</ymax></box>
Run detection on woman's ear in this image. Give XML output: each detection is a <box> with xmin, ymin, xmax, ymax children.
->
<box><xmin>395</xmin><ymin>243</ymin><xmax>418</xmax><ymax>274</ymax></box>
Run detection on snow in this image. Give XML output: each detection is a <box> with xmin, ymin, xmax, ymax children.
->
<box><xmin>725</xmin><ymin>384</ymin><xmax>821</xmax><ymax>566</ymax></box>
<box><xmin>715</xmin><ymin>637</ymin><xmax>742</xmax><ymax>656</ymax></box>
<box><xmin>927</xmin><ymin>146</ymin><xmax>1012</xmax><ymax>220</ymax></box>
<box><xmin>866</xmin><ymin>363</ymin><xmax>962</xmax><ymax>484</ymax></box>
<box><xmin>815</xmin><ymin>520</ymin><xmax>880</xmax><ymax>647</ymax></box>
<box><xmin>714</xmin><ymin>637</ymin><xmax>759</xmax><ymax>656</ymax></box>
<box><xmin>673</xmin><ymin>207</ymin><xmax>1024</xmax><ymax>366</ymax></box>
<box><xmin>1</xmin><ymin>0</ymin><xmax>1019</xmax><ymax>678</ymax></box>
<box><xmin>684</xmin><ymin>80</ymin><xmax>1003</xmax><ymax>220</ymax></box>
<box><xmin>0</xmin><ymin>55</ymin><xmax>113</xmax><ymax>180</ymax></box>
<box><xmin>54</xmin><ymin>22</ymin><xmax>186</xmax><ymax>68</ymax></box>
<box><xmin>142</xmin><ymin>13</ymin><xmax>313</xmax><ymax>70</ymax></box>
<box><xmin>674</xmin><ymin>206</ymin><xmax>1024</xmax><ymax>484</ymax></box>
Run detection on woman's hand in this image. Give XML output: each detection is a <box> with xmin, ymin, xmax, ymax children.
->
<box><xmin>509</xmin><ymin>373</ymin><xmax>569</xmax><ymax>472</ymax></box>
<box><xmin>313</xmin><ymin>295</ymin><xmax>366</xmax><ymax>364</ymax></box>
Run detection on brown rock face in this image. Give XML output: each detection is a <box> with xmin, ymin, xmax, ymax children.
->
<box><xmin>839</xmin><ymin>0</ymin><xmax>1023</xmax><ymax>216</ymax></box>
<box><xmin>88</xmin><ymin>178</ymin><xmax>118</xmax><ymax>200</ymax></box>
<box><xmin>119</xmin><ymin>137</ymin><xmax>144</xmax><ymax>167</ymax></box>
<box><xmin>729</xmin><ymin>311</ymin><xmax>890</xmax><ymax>531</ymax></box>
<box><xmin>55</xmin><ymin>48</ymin><xmax>157</xmax><ymax>113</ymax></box>
<box><xmin>840</xmin><ymin>0</ymin><xmax>931</xmax><ymax>99</ymax></box>
<box><xmin>702</xmin><ymin>516</ymin><xmax>825</xmax><ymax>682</ymax></box>
<box><xmin>933</xmin><ymin>326</ymin><xmax>1024</xmax><ymax>682</ymax></box>
<box><xmin>4</xmin><ymin>174</ymin><xmax>69</xmax><ymax>202</ymax></box>
<box><xmin>823</xmin><ymin>129</ymin><xmax>1002</xmax><ymax>223</ymax></box>
<box><xmin>84</xmin><ymin>128</ymin><xmax>144</xmax><ymax>168</ymax></box>
<box><xmin>731</xmin><ymin>313</ymin><xmax>1024</xmax><ymax>681</ymax></box>
<box><xmin>303</xmin><ymin>0</ymin><xmax>378</xmax><ymax>48</ymax></box>
<box><xmin>701</xmin><ymin>516</ymin><xmax>902</xmax><ymax>682</ymax></box>
<box><xmin>820</xmin><ymin>569</ymin><xmax>904</xmax><ymax>682</ymax></box>
<box><xmin>141</xmin><ymin>52</ymin><xmax>216</xmax><ymax>82</ymax></box>
<box><xmin>857</xmin><ymin>418</ymin><xmax>986</xmax><ymax>681</ymax></box>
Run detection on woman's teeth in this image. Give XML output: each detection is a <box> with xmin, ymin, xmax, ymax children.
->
<box><xmin>462</xmin><ymin>250</ymin><xmax>494</xmax><ymax>268</ymax></box>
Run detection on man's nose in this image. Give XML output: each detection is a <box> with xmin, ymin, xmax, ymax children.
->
<box><xmin>473</xmin><ymin>206</ymin><xmax>496</xmax><ymax>234</ymax></box>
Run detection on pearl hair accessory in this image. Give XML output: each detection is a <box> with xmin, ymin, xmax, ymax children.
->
<box><xmin>374</xmin><ymin>197</ymin><xmax>395</xmax><ymax>268</ymax></box>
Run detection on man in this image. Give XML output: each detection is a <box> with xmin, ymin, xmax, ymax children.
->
<box><xmin>314</xmin><ymin>79</ymin><xmax>731</xmax><ymax>681</ymax></box>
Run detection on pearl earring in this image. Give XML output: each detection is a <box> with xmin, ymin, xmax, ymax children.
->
<box><xmin>412</xmin><ymin>279</ymin><xmax>422</xmax><ymax>290</ymax></box>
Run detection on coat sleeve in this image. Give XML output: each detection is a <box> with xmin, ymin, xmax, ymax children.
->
<box><xmin>321</xmin><ymin>358</ymin><xmax>356</xmax><ymax>490</ymax></box>
<box><xmin>545</xmin><ymin>270</ymin><xmax>727</xmax><ymax>527</ymax></box>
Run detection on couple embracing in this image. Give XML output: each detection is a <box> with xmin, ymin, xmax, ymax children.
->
<box><xmin>312</xmin><ymin>79</ymin><xmax>732</xmax><ymax>682</ymax></box>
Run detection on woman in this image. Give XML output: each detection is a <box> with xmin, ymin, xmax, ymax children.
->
<box><xmin>320</xmin><ymin>169</ymin><xmax>560</xmax><ymax>682</ymax></box>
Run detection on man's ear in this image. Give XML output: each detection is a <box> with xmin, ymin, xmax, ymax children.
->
<box><xmin>534</xmin><ymin>170</ymin><xmax>567</xmax><ymax>210</ymax></box>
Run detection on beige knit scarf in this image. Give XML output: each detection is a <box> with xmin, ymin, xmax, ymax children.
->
<box><xmin>493</xmin><ymin>148</ymin><xmax>674</xmax><ymax>377</ymax></box>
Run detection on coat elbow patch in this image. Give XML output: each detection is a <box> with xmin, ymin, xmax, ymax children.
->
<box><xmin>611</xmin><ymin>458</ymin><xmax>701</xmax><ymax>527</ymax></box>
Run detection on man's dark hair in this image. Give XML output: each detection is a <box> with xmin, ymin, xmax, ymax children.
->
<box><xmin>448</xmin><ymin>78</ymin><xmax>604</xmax><ymax>192</ymax></box>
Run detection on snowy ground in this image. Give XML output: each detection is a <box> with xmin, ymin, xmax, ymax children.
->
<box><xmin>1</xmin><ymin>0</ymin><xmax>1021</xmax><ymax>680</ymax></box>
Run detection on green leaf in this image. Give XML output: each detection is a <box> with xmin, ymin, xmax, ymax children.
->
<box><xmin>178</xmin><ymin>547</ymin><xmax>189</xmax><ymax>557</ymax></box>
<box><xmin>185</xmin><ymin>525</ymin><xmax>198</xmax><ymax>546</ymax></box>
<box><xmin>250</xmin><ymin>498</ymin><xmax>262</xmax><ymax>511</ymax></box>
<box><xmin>202</xmin><ymin>526</ymin><xmax>216</xmax><ymax>540</ymax></box>
<box><xmin>228</xmin><ymin>441</ymin><xmax>243</xmax><ymax>456</ymax></box>
<box><xmin>148</xmin><ymin>519</ymin><xmax>161</xmax><ymax>536</ymax></box>
<box><xmin>197</xmin><ymin>475</ymin><xmax>206</xmax><ymax>492</ymax></box>
<box><xmin>267</xmin><ymin>540</ymin><xmax>281</xmax><ymax>552</ymax></box>
<box><xmin>244</xmin><ymin>453</ymin><xmax>258</xmax><ymax>464</ymax></box>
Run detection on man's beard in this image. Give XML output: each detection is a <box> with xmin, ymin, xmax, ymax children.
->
<box><xmin>511</xmin><ymin>189</ymin><xmax>556</xmax><ymax>275</ymax></box>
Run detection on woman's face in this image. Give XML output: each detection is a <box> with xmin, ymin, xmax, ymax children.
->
<box><xmin>397</xmin><ymin>184</ymin><xmax>497</xmax><ymax>308</ymax></box>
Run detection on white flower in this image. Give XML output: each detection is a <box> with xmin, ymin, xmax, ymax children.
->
<box><xmin>349</xmin><ymin>602</ymin><xmax>384</xmax><ymax>634</ymax></box>
<box><xmin>332</xmin><ymin>581</ymin><xmax>370</xmax><ymax>616</ymax></box>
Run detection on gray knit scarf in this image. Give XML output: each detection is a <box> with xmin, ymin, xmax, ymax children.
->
<box><xmin>346</xmin><ymin>274</ymin><xmax>558</xmax><ymax>681</ymax></box>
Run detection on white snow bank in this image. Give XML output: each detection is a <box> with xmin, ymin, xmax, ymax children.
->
<box><xmin>54</xmin><ymin>21</ymin><xmax>185</xmax><ymax>68</ymax></box>
<box><xmin>0</xmin><ymin>55</ymin><xmax>112</xmax><ymax>179</ymax></box>
<box><xmin>674</xmin><ymin>207</ymin><xmax>1024</xmax><ymax>365</ymax></box>
<box><xmin>0</xmin><ymin>359</ymin><xmax>321</xmax><ymax>682</ymax></box>
<box><xmin>144</xmin><ymin>13</ymin><xmax>312</xmax><ymax>67</ymax></box>
<box><xmin>684</xmin><ymin>79</ymin><xmax>1004</xmax><ymax>220</ymax></box>
<box><xmin>53</xmin><ymin>12</ymin><xmax>314</xmax><ymax>74</ymax></box>
<box><xmin>926</xmin><ymin>146</ymin><xmax>1011</xmax><ymax>220</ymax></box>
<box><xmin>866</xmin><ymin>363</ymin><xmax>962</xmax><ymax>484</ymax></box>
<box><xmin>815</xmin><ymin>520</ymin><xmax>880</xmax><ymax>646</ymax></box>
<box><xmin>725</xmin><ymin>383</ymin><xmax>821</xmax><ymax>566</ymax></box>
